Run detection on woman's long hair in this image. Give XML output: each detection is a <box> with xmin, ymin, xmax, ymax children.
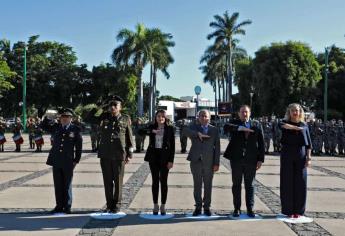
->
<box><xmin>284</xmin><ymin>103</ymin><xmax>305</xmax><ymax>123</ymax></box>
<box><xmin>153</xmin><ymin>109</ymin><xmax>170</xmax><ymax>127</ymax></box>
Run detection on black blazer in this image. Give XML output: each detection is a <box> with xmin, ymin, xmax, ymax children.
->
<box><xmin>141</xmin><ymin>123</ymin><xmax>175</xmax><ymax>163</ymax></box>
<box><xmin>42</xmin><ymin>118</ymin><xmax>83</xmax><ymax>169</ymax></box>
<box><xmin>223</xmin><ymin>119</ymin><xmax>265</xmax><ymax>165</ymax></box>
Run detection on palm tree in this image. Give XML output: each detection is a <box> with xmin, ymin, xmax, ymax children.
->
<box><xmin>112</xmin><ymin>24</ymin><xmax>175</xmax><ymax>118</ymax></box>
<box><xmin>146</xmin><ymin>29</ymin><xmax>175</xmax><ymax>120</ymax></box>
<box><xmin>112</xmin><ymin>23</ymin><xmax>151</xmax><ymax>116</ymax></box>
<box><xmin>207</xmin><ymin>11</ymin><xmax>251</xmax><ymax>101</ymax></box>
<box><xmin>200</xmin><ymin>39</ymin><xmax>247</xmax><ymax>102</ymax></box>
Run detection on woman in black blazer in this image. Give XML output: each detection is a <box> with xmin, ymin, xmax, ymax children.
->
<box><xmin>141</xmin><ymin>110</ymin><xmax>175</xmax><ymax>215</ymax></box>
<box><xmin>279</xmin><ymin>103</ymin><xmax>312</xmax><ymax>219</ymax></box>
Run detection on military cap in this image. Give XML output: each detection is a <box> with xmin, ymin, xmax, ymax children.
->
<box><xmin>106</xmin><ymin>95</ymin><xmax>124</xmax><ymax>106</ymax></box>
<box><xmin>59</xmin><ymin>108</ymin><xmax>74</xmax><ymax>116</ymax></box>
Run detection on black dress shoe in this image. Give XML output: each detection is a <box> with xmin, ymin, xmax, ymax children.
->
<box><xmin>232</xmin><ymin>209</ymin><xmax>241</xmax><ymax>217</ymax></box>
<box><xmin>102</xmin><ymin>207</ymin><xmax>112</xmax><ymax>213</ymax></box>
<box><xmin>110</xmin><ymin>208</ymin><xmax>119</xmax><ymax>214</ymax></box>
<box><xmin>204</xmin><ymin>209</ymin><xmax>212</xmax><ymax>216</ymax></box>
<box><xmin>64</xmin><ymin>208</ymin><xmax>72</xmax><ymax>214</ymax></box>
<box><xmin>192</xmin><ymin>208</ymin><xmax>202</xmax><ymax>216</ymax></box>
<box><xmin>50</xmin><ymin>207</ymin><xmax>63</xmax><ymax>214</ymax></box>
<box><xmin>247</xmin><ymin>209</ymin><xmax>255</xmax><ymax>218</ymax></box>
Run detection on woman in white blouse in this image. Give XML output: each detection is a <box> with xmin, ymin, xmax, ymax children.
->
<box><xmin>141</xmin><ymin>110</ymin><xmax>175</xmax><ymax>215</ymax></box>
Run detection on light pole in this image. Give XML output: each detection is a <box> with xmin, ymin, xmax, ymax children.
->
<box><xmin>249</xmin><ymin>86</ymin><xmax>254</xmax><ymax>110</ymax></box>
<box><xmin>194</xmin><ymin>85</ymin><xmax>201</xmax><ymax>117</ymax></box>
<box><xmin>22</xmin><ymin>44</ymin><xmax>27</xmax><ymax>132</ymax></box>
<box><xmin>324</xmin><ymin>47</ymin><xmax>331</xmax><ymax>122</ymax></box>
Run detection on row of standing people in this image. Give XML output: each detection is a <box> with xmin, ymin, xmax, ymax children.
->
<box><xmin>6</xmin><ymin>98</ymin><xmax>311</xmax><ymax>219</ymax></box>
<box><xmin>260</xmin><ymin>117</ymin><xmax>345</xmax><ymax>156</ymax></box>
<box><xmin>0</xmin><ymin>116</ymin><xmax>85</xmax><ymax>152</ymax></box>
<box><xmin>0</xmin><ymin>117</ymin><xmax>43</xmax><ymax>152</ymax></box>
<box><xmin>138</xmin><ymin>103</ymin><xmax>311</xmax><ymax>218</ymax></box>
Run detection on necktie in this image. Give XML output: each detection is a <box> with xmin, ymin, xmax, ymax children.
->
<box><xmin>244</xmin><ymin>122</ymin><xmax>250</xmax><ymax>139</ymax></box>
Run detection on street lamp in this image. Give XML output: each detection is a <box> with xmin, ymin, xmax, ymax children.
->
<box><xmin>249</xmin><ymin>86</ymin><xmax>254</xmax><ymax>110</ymax></box>
<box><xmin>323</xmin><ymin>46</ymin><xmax>332</xmax><ymax>122</ymax></box>
<box><xmin>22</xmin><ymin>44</ymin><xmax>27</xmax><ymax>132</ymax></box>
<box><xmin>194</xmin><ymin>85</ymin><xmax>201</xmax><ymax>117</ymax></box>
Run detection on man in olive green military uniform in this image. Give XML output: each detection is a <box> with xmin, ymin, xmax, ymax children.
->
<box><xmin>97</xmin><ymin>95</ymin><xmax>134</xmax><ymax>213</ymax></box>
<box><xmin>178</xmin><ymin>119</ymin><xmax>188</xmax><ymax>153</ymax></box>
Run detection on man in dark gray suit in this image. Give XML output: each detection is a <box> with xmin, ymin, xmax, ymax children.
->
<box><xmin>183</xmin><ymin>110</ymin><xmax>220</xmax><ymax>216</ymax></box>
<box><xmin>224</xmin><ymin>105</ymin><xmax>265</xmax><ymax>218</ymax></box>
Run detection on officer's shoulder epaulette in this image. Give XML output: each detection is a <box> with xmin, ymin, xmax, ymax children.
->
<box><xmin>121</xmin><ymin>114</ymin><xmax>130</xmax><ymax>119</ymax></box>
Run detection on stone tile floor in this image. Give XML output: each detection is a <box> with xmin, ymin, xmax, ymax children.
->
<box><xmin>0</xmin><ymin>134</ymin><xmax>344</xmax><ymax>235</ymax></box>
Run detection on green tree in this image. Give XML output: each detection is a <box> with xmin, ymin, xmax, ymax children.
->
<box><xmin>90</xmin><ymin>63</ymin><xmax>137</xmax><ymax>116</ymax></box>
<box><xmin>252</xmin><ymin>41</ymin><xmax>321</xmax><ymax>116</ymax></box>
<box><xmin>0</xmin><ymin>54</ymin><xmax>15</xmax><ymax>97</ymax></box>
<box><xmin>316</xmin><ymin>46</ymin><xmax>345</xmax><ymax>118</ymax></box>
<box><xmin>233</xmin><ymin>57</ymin><xmax>256</xmax><ymax>108</ymax></box>
<box><xmin>0</xmin><ymin>36</ymin><xmax>85</xmax><ymax>117</ymax></box>
<box><xmin>158</xmin><ymin>95</ymin><xmax>183</xmax><ymax>102</ymax></box>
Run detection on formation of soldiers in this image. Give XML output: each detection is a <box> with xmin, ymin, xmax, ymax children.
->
<box><xmin>259</xmin><ymin>117</ymin><xmax>345</xmax><ymax>156</ymax></box>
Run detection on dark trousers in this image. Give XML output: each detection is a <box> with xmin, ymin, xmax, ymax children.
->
<box><xmin>180</xmin><ymin>135</ymin><xmax>187</xmax><ymax>152</ymax></box>
<box><xmin>190</xmin><ymin>160</ymin><xmax>214</xmax><ymax>210</ymax></box>
<box><xmin>231</xmin><ymin>160</ymin><xmax>256</xmax><ymax>210</ymax></box>
<box><xmin>52</xmin><ymin>166</ymin><xmax>73</xmax><ymax>210</ymax></box>
<box><xmin>100</xmin><ymin>158</ymin><xmax>125</xmax><ymax>210</ymax></box>
<box><xmin>149</xmin><ymin>149</ymin><xmax>169</xmax><ymax>204</ymax></box>
<box><xmin>29</xmin><ymin>135</ymin><xmax>35</xmax><ymax>149</ymax></box>
<box><xmin>280</xmin><ymin>147</ymin><xmax>307</xmax><ymax>215</ymax></box>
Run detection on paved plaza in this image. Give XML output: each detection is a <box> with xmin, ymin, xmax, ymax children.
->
<box><xmin>0</xmin><ymin>134</ymin><xmax>345</xmax><ymax>235</ymax></box>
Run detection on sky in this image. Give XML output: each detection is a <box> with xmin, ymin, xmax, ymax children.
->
<box><xmin>1</xmin><ymin>0</ymin><xmax>345</xmax><ymax>100</ymax></box>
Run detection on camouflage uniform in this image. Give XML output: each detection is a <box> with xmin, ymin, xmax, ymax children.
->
<box><xmin>337</xmin><ymin>120</ymin><xmax>344</xmax><ymax>155</ymax></box>
<box><xmin>272</xmin><ymin>119</ymin><xmax>282</xmax><ymax>152</ymax></box>
<box><xmin>90</xmin><ymin>124</ymin><xmax>99</xmax><ymax>152</ymax></box>
<box><xmin>313</xmin><ymin>120</ymin><xmax>324</xmax><ymax>155</ymax></box>
<box><xmin>328</xmin><ymin>120</ymin><xmax>338</xmax><ymax>156</ymax></box>
<box><xmin>323</xmin><ymin>121</ymin><xmax>330</xmax><ymax>155</ymax></box>
<box><xmin>262</xmin><ymin>118</ymin><xmax>273</xmax><ymax>154</ymax></box>
<box><xmin>177</xmin><ymin>119</ymin><xmax>188</xmax><ymax>153</ymax></box>
<box><xmin>133</xmin><ymin>118</ymin><xmax>146</xmax><ymax>152</ymax></box>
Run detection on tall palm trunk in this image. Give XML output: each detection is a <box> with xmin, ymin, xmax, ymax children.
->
<box><xmin>217</xmin><ymin>78</ymin><xmax>221</xmax><ymax>102</ymax></box>
<box><xmin>149</xmin><ymin>63</ymin><xmax>154</xmax><ymax>121</ymax></box>
<box><xmin>222</xmin><ymin>78</ymin><xmax>226</xmax><ymax>102</ymax></box>
<box><xmin>137</xmin><ymin>68</ymin><xmax>144</xmax><ymax>117</ymax></box>
<box><xmin>214</xmin><ymin>81</ymin><xmax>217</xmax><ymax>118</ymax></box>
<box><xmin>228</xmin><ymin>40</ymin><xmax>233</xmax><ymax>101</ymax></box>
<box><xmin>152</xmin><ymin>66</ymin><xmax>158</xmax><ymax>117</ymax></box>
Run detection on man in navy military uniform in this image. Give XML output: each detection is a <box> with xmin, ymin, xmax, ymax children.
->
<box><xmin>96</xmin><ymin>95</ymin><xmax>134</xmax><ymax>213</ymax></box>
<box><xmin>42</xmin><ymin>108</ymin><xmax>83</xmax><ymax>214</ymax></box>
